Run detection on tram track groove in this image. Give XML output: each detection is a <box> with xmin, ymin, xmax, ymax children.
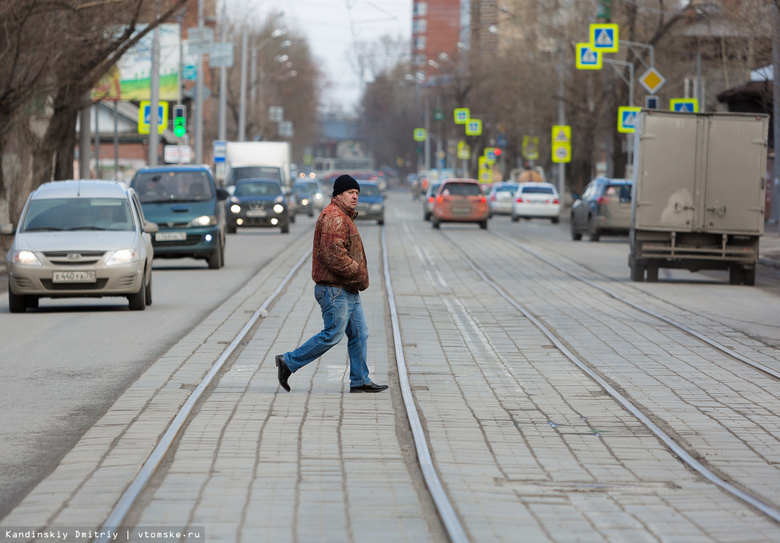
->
<box><xmin>436</xmin><ymin>228</ymin><xmax>780</xmax><ymax>524</ymax></box>
<box><xmin>87</xmin><ymin>224</ymin><xmax>466</xmax><ymax>543</ymax></box>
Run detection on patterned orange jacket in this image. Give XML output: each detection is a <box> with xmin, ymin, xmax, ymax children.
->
<box><xmin>311</xmin><ymin>197</ymin><xmax>369</xmax><ymax>293</ymax></box>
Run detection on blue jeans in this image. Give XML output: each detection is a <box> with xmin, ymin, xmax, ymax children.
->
<box><xmin>283</xmin><ymin>285</ymin><xmax>371</xmax><ymax>387</ymax></box>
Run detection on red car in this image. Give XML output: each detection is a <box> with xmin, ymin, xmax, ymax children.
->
<box><xmin>431</xmin><ymin>178</ymin><xmax>489</xmax><ymax>229</ymax></box>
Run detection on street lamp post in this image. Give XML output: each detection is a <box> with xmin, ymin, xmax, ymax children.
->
<box><xmin>239</xmin><ymin>28</ymin><xmax>287</xmax><ymax>141</ymax></box>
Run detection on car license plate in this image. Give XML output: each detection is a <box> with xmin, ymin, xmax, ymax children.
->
<box><xmin>452</xmin><ymin>206</ymin><xmax>471</xmax><ymax>214</ymax></box>
<box><xmin>156</xmin><ymin>231</ymin><xmax>187</xmax><ymax>241</ymax></box>
<box><xmin>53</xmin><ymin>270</ymin><xmax>96</xmax><ymax>283</ymax></box>
<box><xmin>246</xmin><ymin>209</ymin><xmax>267</xmax><ymax>217</ymax></box>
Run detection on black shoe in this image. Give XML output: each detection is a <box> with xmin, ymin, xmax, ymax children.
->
<box><xmin>276</xmin><ymin>355</ymin><xmax>291</xmax><ymax>392</ymax></box>
<box><xmin>350</xmin><ymin>382</ymin><xmax>388</xmax><ymax>393</ymax></box>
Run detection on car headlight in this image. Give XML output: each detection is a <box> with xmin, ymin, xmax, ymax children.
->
<box><xmin>273</xmin><ymin>204</ymin><xmax>285</xmax><ymax>214</ymax></box>
<box><xmin>301</xmin><ymin>198</ymin><xmax>309</xmax><ymax>206</ymax></box>
<box><xmin>314</xmin><ymin>193</ymin><xmax>322</xmax><ymax>200</ymax></box>
<box><xmin>190</xmin><ymin>215</ymin><xmax>217</xmax><ymax>227</ymax></box>
<box><xmin>230</xmin><ymin>204</ymin><xmax>242</xmax><ymax>214</ymax></box>
<box><xmin>12</xmin><ymin>250</ymin><xmax>42</xmax><ymax>266</ymax></box>
<box><xmin>106</xmin><ymin>249</ymin><xmax>138</xmax><ymax>266</ymax></box>
<box><xmin>370</xmin><ymin>204</ymin><xmax>383</xmax><ymax>211</ymax></box>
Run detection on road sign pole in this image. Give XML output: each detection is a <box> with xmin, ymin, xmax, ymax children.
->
<box><xmin>557</xmin><ymin>41</ymin><xmax>566</xmax><ymax>199</ymax></box>
<box><xmin>149</xmin><ymin>17</ymin><xmax>160</xmax><ymax>166</ymax></box>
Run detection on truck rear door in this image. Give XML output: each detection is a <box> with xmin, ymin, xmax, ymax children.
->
<box><xmin>701</xmin><ymin>115</ymin><xmax>767</xmax><ymax>234</ymax></box>
<box><xmin>634</xmin><ymin>111</ymin><xmax>698</xmax><ymax>231</ymax></box>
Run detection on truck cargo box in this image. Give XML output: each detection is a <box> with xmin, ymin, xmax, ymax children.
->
<box><xmin>629</xmin><ymin>110</ymin><xmax>769</xmax><ymax>285</ymax></box>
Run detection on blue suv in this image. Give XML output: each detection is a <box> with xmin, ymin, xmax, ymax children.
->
<box><xmin>130</xmin><ymin>165</ymin><xmax>229</xmax><ymax>269</ymax></box>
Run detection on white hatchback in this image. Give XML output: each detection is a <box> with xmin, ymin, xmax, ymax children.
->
<box><xmin>511</xmin><ymin>182</ymin><xmax>560</xmax><ymax>223</ymax></box>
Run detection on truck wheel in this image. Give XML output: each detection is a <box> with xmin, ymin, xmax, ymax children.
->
<box><xmin>729</xmin><ymin>265</ymin><xmax>744</xmax><ymax>285</ymax></box>
<box><xmin>743</xmin><ymin>267</ymin><xmax>756</xmax><ymax>286</ymax></box>
<box><xmin>646</xmin><ymin>266</ymin><xmax>659</xmax><ymax>282</ymax></box>
<box><xmin>630</xmin><ymin>258</ymin><xmax>644</xmax><ymax>282</ymax></box>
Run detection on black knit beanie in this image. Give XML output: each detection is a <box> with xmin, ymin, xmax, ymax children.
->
<box><xmin>332</xmin><ymin>174</ymin><xmax>360</xmax><ymax>197</ymax></box>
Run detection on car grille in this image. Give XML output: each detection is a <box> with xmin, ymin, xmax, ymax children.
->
<box><xmin>248</xmin><ymin>202</ymin><xmax>272</xmax><ymax>211</ymax></box>
<box><xmin>40</xmin><ymin>279</ymin><xmax>109</xmax><ymax>291</ymax></box>
<box><xmin>43</xmin><ymin>251</ymin><xmax>105</xmax><ymax>266</ymax></box>
<box><xmin>153</xmin><ymin>233</ymin><xmax>203</xmax><ymax>246</ymax></box>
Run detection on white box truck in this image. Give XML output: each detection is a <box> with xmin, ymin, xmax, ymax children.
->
<box><xmin>223</xmin><ymin>141</ymin><xmax>292</xmax><ymax>190</ymax></box>
<box><xmin>629</xmin><ymin>110</ymin><xmax>769</xmax><ymax>285</ymax></box>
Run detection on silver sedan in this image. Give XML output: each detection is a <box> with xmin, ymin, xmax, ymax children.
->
<box><xmin>1</xmin><ymin>180</ymin><xmax>158</xmax><ymax>312</ymax></box>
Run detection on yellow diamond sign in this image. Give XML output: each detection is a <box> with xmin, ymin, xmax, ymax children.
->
<box><xmin>639</xmin><ymin>67</ymin><xmax>666</xmax><ymax>95</ymax></box>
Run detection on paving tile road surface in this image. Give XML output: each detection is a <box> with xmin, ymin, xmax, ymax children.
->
<box><xmin>3</xmin><ymin>196</ymin><xmax>780</xmax><ymax>543</ymax></box>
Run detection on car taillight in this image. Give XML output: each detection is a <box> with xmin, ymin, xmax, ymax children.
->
<box><xmin>480</xmin><ymin>196</ymin><xmax>487</xmax><ymax>203</ymax></box>
<box><xmin>596</xmin><ymin>196</ymin><xmax>610</xmax><ymax>205</ymax></box>
<box><xmin>436</xmin><ymin>196</ymin><xmax>444</xmax><ymax>203</ymax></box>
<box><xmin>553</xmin><ymin>198</ymin><xmax>559</xmax><ymax>204</ymax></box>
<box><xmin>428</xmin><ymin>196</ymin><xmax>435</xmax><ymax>203</ymax></box>
<box><xmin>516</xmin><ymin>197</ymin><xmax>524</xmax><ymax>203</ymax></box>
<box><xmin>490</xmin><ymin>194</ymin><xmax>496</xmax><ymax>201</ymax></box>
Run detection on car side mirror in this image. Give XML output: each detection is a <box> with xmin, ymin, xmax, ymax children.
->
<box><xmin>144</xmin><ymin>222</ymin><xmax>159</xmax><ymax>234</ymax></box>
<box><xmin>0</xmin><ymin>223</ymin><xmax>15</xmax><ymax>235</ymax></box>
<box><xmin>216</xmin><ymin>188</ymin><xmax>230</xmax><ymax>201</ymax></box>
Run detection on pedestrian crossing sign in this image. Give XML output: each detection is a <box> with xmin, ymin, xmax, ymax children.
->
<box><xmin>413</xmin><ymin>128</ymin><xmax>427</xmax><ymax>141</ymax></box>
<box><xmin>465</xmin><ymin>118</ymin><xmax>482</xmax><ymax>136</ymax></box>
<box><xmin>453</xmin><ymin>108</ymin><xmax>470</xmax><ymax>124</ymax></box>
<box><xmin>618</xmin><ymin>106</ymin><xmax>642</xmax><ymax>133</ymax></box>
<box><xmin>551</xmin><ymin>125</ymin><xmax>571</xmax><ymax>144</ymax></box>
<box><xmin>670</xmin><ymin>98</ymin><xmax>699</xmax><ymax>113</ymax></box>
<box><xmin>576</xmin><ymin>43</ymin><xmax>602</xmax><ymax>70</ymax></box>
<box><xmin>590</xmin><ymin>24</ymin><xmax>619</xmax><ymax>53</ymax></box>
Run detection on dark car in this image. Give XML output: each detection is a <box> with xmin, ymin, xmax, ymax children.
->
<box><xmin>295</xmin><ymin>178</ymin><xmax>325</xmax><ymax>212</ymax></box>
<box><xmin>355</xmin><ymin>182</ymin><xmax>385</xmax><ymax>225</ymax></box>
<box><xmin>130</xmin><ymin>165</ymin><xmax>228</xmax><ymax>269</ymax></box>
<box><xmin>226</xmin><ymin>178</ymin><xmax>291</xmax><ymax>234</ymax></box>
<box><xmin>293</xmin><ymin>181</ymin><xmax>316</xmax><ymax>217</ymax></box>
<box><xmin>570</xmin><ymin>177</ymin><xmax>633</xmax><ymax>241</ymax></box>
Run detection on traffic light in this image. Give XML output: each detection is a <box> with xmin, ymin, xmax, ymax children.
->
<box><xmin>494</xmin><ymin>148</ymin><xmax>502</xmax><ymax>157</ymax></box>
<box><xmin>173</xmin><ymin>105</ymin><xmax>186</xmax><ymax>138</ymax></box>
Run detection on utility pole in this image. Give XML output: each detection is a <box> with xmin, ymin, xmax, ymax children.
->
<box><xmin>194</xmin><ymin>0</ymin><xmax>204</xmax><ymax>163</ymax></box>
<box><xmin>218</xmin><ymin>0</ymin><xmax>227</xmax><ymax>141</ymax></box>
<box><xmin>79</xmin><ymin>92</ymin><xmax>91</xmax><ymax>179</ymax></box>
<box><xmin>773</xmin><ymin>3</ymin><xmax>780</xmax><ymax>225</ymax></box>
<box><xmin>149</xmin><ymin>9</ymin><xmax>161</xmax><ymax>166</ymax></box>
<box><xmin>238</xmin><ymin>31</ymin><xmax>248</xmax><ymax>141</ymax></box>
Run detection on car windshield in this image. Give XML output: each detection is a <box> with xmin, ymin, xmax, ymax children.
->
<box><xmin>133</xmin><ymin>171</ymin><xmax>213</xmax><ymax>203</ymax></box>
<box><xmin>520</xmin><ymin>186</ymin><xmax>555</xmax><ymax>195</ymax></box>
<box><xmin>441</xmin><ymin>183</ymin><xmax>481</xmax><ymax>197</ymax></box>
<box><xmin>359</xmin><ymin>185</ymin><xmax>380</xmax><ymax>197</ymax></box>
<box><xmin>230</xmin><ymin>166</ymin><xmax>281</xmax><ymax>184</ymax></box>
<box><xmin>21</xmin><ymin>197</ymin><xmax>134</xmax><ymax>232</ymax></box>
<box><xmin>234</xmin><ymin>181</ymin><xmax>282</xmax><ymax>197</ymax></box>
<box><xmin>494</xmin><ymin>185</ymin><xmax>518</xmax><ymax>194</ymax></box>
